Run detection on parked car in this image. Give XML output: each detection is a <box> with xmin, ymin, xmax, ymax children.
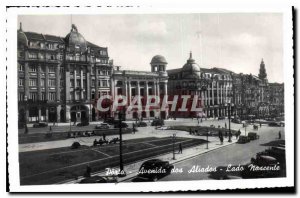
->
<box><xmin>79</xmin><ymin>175</ymin><xmax>118</xmax><ymax>183</ymax></box>
<box><xmin>279</xmin><ymin>121</ymin><xmax>285</xmax><ymax>127</ymax></box>
<box><xmin>237</xmin><ymin>135</ymin><xmax>250</xmax><ymax>144</ymax></box>
<box><xmin>134</xmin><ymin>159</ymin><xmax>174</xmax><ymax>182</ymax></box>
<box><xmin>218</xmin><ymin>116</ymin><xmax>225</xmax><ymax>120</ymax></box>
<box><xmin>151</xmin><ymin>119</ymin><xmax>164</xmax><ymax>126</ymax></box>
<box><xmin>268</xmin><ymin>122</ymin><xmax>281</xmax><ymax>127</ymax></box>
<box><xmin>33</xmin><ymin>122</ymin><xmax>48</xmax><ymax>128</ymax></box>
<box><xmin>114</xmin><ymin>122</ymin><xmax>128</xmax><ymax>128</ymax></box>
<box><xmin>95</xmin><ymin>123</ymin><xmax>110</xmax><ymax>129</ymax></box>
<box><xmin>137</xmin><ymin>121</ymin><xmax>147</xmax><ymax>127</ymax></box>
<box><xmin>248</xmin><ymin>132</ymin><xmax>259</xmax><ymax>140</ymax></box>
<box><xmin>77</xmin><ymin>121</ymin><xmax>89</xmax><ymax>127</ymax></box>
<box><xmin>231</xmin><ymin>118</ymin><xmax>241</xmax><ymax>124</ymax></box>
<box><xmin>104</xmin><ymin>117</ymin><xmax>115</xmax><ymax>125</ymax></box>
<box><xmin>242</xmin><ymin>155</ymin><xmax>281</xmax><ymax>178</ymax></box>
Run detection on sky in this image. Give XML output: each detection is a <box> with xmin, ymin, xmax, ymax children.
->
<box><xmin>18</xmin><ymin>14</ymin><xmax>283</xmax><ymax>83</ymax></box>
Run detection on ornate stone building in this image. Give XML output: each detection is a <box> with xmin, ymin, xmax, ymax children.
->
<box><xmin>167</xmin><ymin>52</ymin><xmax>237</xmax><ymax>118</ymax></box>
<box><xmin>110</xmin><ymin>55</ymin><xmax>169</xmax><ymax>120</ymax></box>
<box><xmin>17</xmin><ymin>23</ymin><xmax>112</xmax><ymax>123</ymax></box>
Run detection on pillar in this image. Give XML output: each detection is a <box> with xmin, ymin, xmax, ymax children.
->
<box><xmin>80</xmin><ymin>67</ymin><xmax>84</xmax><ymax>100</ymax></box>
<box><xmin>37</xmin><ymin>64</ymin><xmax>42</xmax><ymax>100</ymax></box>
<box><xmin>56</xmin><ymin>64</ymin><xmax>60</xmax><ymax>101</ymax></box>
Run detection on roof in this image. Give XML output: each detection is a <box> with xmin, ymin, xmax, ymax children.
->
<box><xmin>24</xmin><ymin>32</ymin><xmax>44</xmax><ymax>41</ymax></box>
<box><xmin>167</xmin><ymin>68</ymin><xmax>181</xmax><ymax>74</ymax></box>
<box><xmin>87</xmin><ymin>41</ymin><xmax>106</xmax><ymax>49</ymax></box>
<box><xmin>44</xmin><ymin>34</ymin><xmax>64</xmax><ymax>43</ymax></box>
<box><xmin>150</xmin><ymin>55</ymin><xmax>167</xmax><ymax>64</ymax></box>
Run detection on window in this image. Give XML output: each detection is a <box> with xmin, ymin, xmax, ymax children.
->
<box><xmin>18</xmin><ymin>78</ymin><xmax>24</xmax><ymax>86</ymax></box>
<box><xmin>29</xmin><ymin>92</ymin><xmax>37</xmax><ymax>101</ymax></box>
<box><xmin>70</xmin><ymin>92</ymin><xmax>74</xmax><ymax>100</ymax></box>
<box><xmin>41</xmin><ymin>92</ymin><xmax>46</xmax><ymax>101</ymax></box>
<box><xmin>18</xmin><ymin>92</ymin><xmax>24</xmax><ymax>101</ymax></box>
<box><xmin>75</xmin><ymin>92</ymin><xmax>80</xmax><ymax>100</ymax></box>
<box><xmin>76</xmin><ymin>79</ymin><xmax>81</xmax><ymax>87</ymax></box>
<box><xmin>40</xmin><ymin>66</ymin><xmax>46</xmax><ymax>73</ymax></box>
<box><xmin>29</xmin><ymin>79</ymin><xmax>37</xmax><ymax>87</ymax></box>
<box><xmin>40</xmin><ymin>79</ymin><xmax>45</xmax><ymax>87</ymax></box>
<box><xmin>102</xmin><ymin>80</ymin><xmax>108</xmax><ymax>87</ymax></box>
<box><xmin>60</xmin><ymin>67</ymin><xmax>64</xmax><ymax>74</ymax></box>
<box><xmin>48</xmin><ymin>79</ymin><xmax>56</xmax><ymax>87</ymax></box>
<box><xmin>97</xmin><ymin>69</ymin><xmax>101</xmax><ymax>75</ymax></box>
<box><xmin>83</xmin><ymin>80</ymin><xmax>87</xmax><ymax>88</ymax></box>
<box><xmin>48</xmin><ymin>92</ymin><xmax>56</xmax><ymax>101</ymax></box>
<box><xmin>92</xmin><ymin>79</ymin><xmax>95</xmax><ymax>87</ymax></box>
<box><xmin>98</xmin><ymin>80</ymin><xmax>101</xmax><ymax>87</ymax></box>
<box><xmin>48</xmin><ymin>66</ymin><xmax>55</xmax><ymax>73</ymax></box>
<box><xmin>18</xmin><ymin>64</ymin><xmax>24</xmax><ymax>71</ymax></box>
<box><xmin>28</xmin><ymin>53</ymin><xmax>38</xmax><ymax>59</ymax></box>
<box><xmin>29</xmin><ymin>65</ymin><xmax>36</xmax><ymax>72</ymax></box>
<box><xmin>70</xmin><ymin>79</ymin><xmax>75</xmax><ymax>87</ymax></box>
<box><xmin>75</xmin><ymin>54</ymin><xmax>80</xmax><ymax>61</ymax></box>
<box><xmin>91</xmin><ymin>91</ymin><xmax>95</xmax><ymax>99</ymax></box>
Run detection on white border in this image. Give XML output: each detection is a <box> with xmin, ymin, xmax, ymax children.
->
<box><xmin>6</xmin><ymin>4</ymin><xmax>294</xmax><ymax>192</ymax></box>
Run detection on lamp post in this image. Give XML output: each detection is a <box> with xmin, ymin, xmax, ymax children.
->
<box><xmin>118</xmin><ymin>110</ymin><xmax>126</xmax><ymax>177</ymax></box>
<box><xmin>24</xmin><ymin>95</ymin><xmax>29</xmax><ymax>134</ymax></box>
<box><xmin>172</xmin><ymin>133</ymin><xmax>176</xmax><ymax>160</ymax></box>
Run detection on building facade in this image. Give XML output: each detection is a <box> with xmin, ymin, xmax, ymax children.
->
<box><xmin>17</xmin><ymin>23</ymin><xmax>112</xmax><ymax>124</ymax></box>
<box><xmin>18</xmin><ymin>23</ymin><xmax>284</xmax><ymax>124</ymax></box>
<box><xmin>110</xmin><ymin>55</ymin><xmax>169</xmax><ymax>120</ymax></box>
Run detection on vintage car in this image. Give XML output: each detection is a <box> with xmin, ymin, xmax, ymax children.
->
<box><xmin>242</xmin><ymin>155</ymin><xmax>281</xmax><ymax>178</ymax></box>
<box><xmin>77</xmin><ymin>121</ymin><xmax>89</xmax><ymax>127</ymax></box>
<box><xmin>237</xmin><ymin>135</ymin><xmax>250</xmax><ymax>144</ymax></box>
<box><xmin>268</xmin><ymin>122</ymin><xmax>281</xmax><ymax>127</ymax></box>
<box><xmin>137</xmin><ymin>121</ymin><xmax>147</xmax><ymax>127</ymax></box>
<box><xmin>95</xmin><ymin>123</ymin><xmax>110</xmax><ymax>129</ymax></box>
<box><xmin>133</xmin><ymin>159</ymin><xmax>174</xmax><ymax>182</ymax></box>
<box><xmin>248</xmin><ymin>132</ymin><xmax>259</xmax><ymax>140</ymax></box>
<box><xmin>33</xmin><ymin>122</ymin><xmax>48</xmax><ymax>128</ymax></box>
<box><xmin>113</xmin><ymin>122</ymin><xmax>128</xmax><ymax>128</ymax></box>
<box><xmin>231</xmin><ymin>118</ymin><xmax>241</xmax><ymax>124</ymax></box>
<box><xmin>79</xmin><ymin>175</ymin><xmax>118</xmax><ymax>183</ymax></box>
<box><xmin>151</xmin><ymin>119</ymin><xmax>165</xmax><ymax>126</ymax></box>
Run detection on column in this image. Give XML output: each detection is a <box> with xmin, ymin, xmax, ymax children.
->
<box><xmin>38</xmin><ymin>107</ymin><xmax>41</xmax><ymax>122</ymax></box>
<box><xmin>216</xmin><ymin>82</ymin><xmax>219</xmax><ymax>105</ymax></box>
<box><xmin>45</xmin><ymin>65</ymin><xmax>49</xmax><ymax>101</ymax></box>
<box><xmin>212</xmin><ymin>82</ymin><xmax>214</xmax><ymax>106</ymax></box>
<box><xmin>95</xmin><ymin>66</ymin><xmax>98</xmax><ymax>99</ymax></box>
<box><xmin>154</xmin><ymin>81</ymin><xmax>157</xmax><ymax>96</ymax></box>
<box><xmin>157</xmin><ymin>82</ymin><xmax>160</xmax><ymax>97</ymax></box>
<box><xmin>137</xmin><ymin>81</ymin><xmax>141</xmax><ymax>96</ymax></box>
<box><xmin>37</xmin><ymin>64</ymin><xmax>42</xmax><ymax>100</ymax></box>
<box><xmin>164</xmin><ymin>82</ymin><xmax>168</xmax><ymax>95</ymax></box>
<box><xmin>128</xmin><ymin>81</ymin><xmax>132</xmax><ymax>104</ymax></box>
<box><xmin>145</xmin><ymin>81</ymin><xmax>149</xmax><ymax>97</ymax></box>
<box><xmin>125</xmin><ymin>79</ymin><xmax>128</xmax><ymax>103</ymax></box>
<box><xmin>74</xmin><ymin>66</ymin><xmax>77</xmax><ymax>100</ymax></box>
<box><xmin>86</xmin><ymin>66</ymin><xmax>91</xmax><ymax>100</ymax></box>
<box><xmin>220</xmin><ymin>84</ymin><xmax>223</xmax><ymax>104</ymax></box>
<box><xmin>24</xmin><ymin>62</ymin><xmax>30</xmax><ymax>98</ymax></box>
<box><xmin>65</xmin><ymin>64</ymin><xmax>71</xmax><ymax>101</ymax></box>
<box><xmin>45</xmin><ymin>107</ymin><xmax>49</xmax><ymax>122</ymax></box>
<box><xmin>80</xmin><ymin>67</ymin><xmax>83</xmax><ymax>100</ymax></box>
<box><xmin>56</xmin><ymin>65</ymin><xmax>60</xmax><ymax>101</ymax></box>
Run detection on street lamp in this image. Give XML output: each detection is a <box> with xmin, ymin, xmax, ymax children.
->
<box><xmin>172</xmin><ymin>133</ymin><xmax>176</xmax><ymax>160</ymax></box>
<box><xmin>118</xmin><ymin>110</ymin><xmax>126</xmax><ymax>177</ymax></box>
<box><xmin>24</xmin><ymin>95</ymin><xmax>28</xmax><ymax>134</ymax></box>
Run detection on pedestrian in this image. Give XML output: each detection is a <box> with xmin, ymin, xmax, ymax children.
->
<box><xmin>49</xmin><ymin>126</ymin><xmax>52</xmax><ymax>132</ymax></box>
<box><xmin>225</xmin><ymin>131</ymin><xmax>228</xmax><ymax>138</ymax></box>
<box><xmin>189</xmin><ymin>128</ymin><xmax>192</xmax><ymax>135</ymax></box>
<box><xmin>220</xmin><ymin>135</ymin><xmax>224</xmax><ymax>145</ymax></box>
<box><xmin>278</xmin><ymin>131</ymin><xmax>281</xmax><ymax>139</ymax></box>
<box><xmin>225</xmin><ymin>122</ymin><xmax>227</xmax><ymax>129</ymax></box>
<box><xmin>260</xmin><ymin>122</ymin><xmax>262</xmax><ymax>128</ymax></box>
<box><xmin>198</xmin><ymin>120</ymin><xmax>200</xmax><ymax>125</ymax></box>
<box><xmin>103</xmin><ymin>133</ymin><xmax>106</xmax><ymax>141</ymax></box>
<box><xmin>178</xmin><ymin>143</ymin><xmax>183</xmax><ymax>154</ymax></box>
<box><xmin>201</xmin><ymin>118</ymin><xmax>203</xmax><ymax>123</ymax></box>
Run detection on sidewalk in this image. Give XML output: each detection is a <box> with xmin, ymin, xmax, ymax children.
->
<box><xmin>60</xmin><ymin>134</ymin><xmax>238</xmax><ymax>184</ymax></box>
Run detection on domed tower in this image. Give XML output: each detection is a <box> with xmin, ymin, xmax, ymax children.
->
<box><xmin>182</xmin><ymin>51</ymin><xmax>201</xmax><ymax>79</ymax></box>
<box><xmin>64</xmin><ymin>24</ymin><xmax>87</xmax><ymax>53</ymax></box>
<box><xmin>150</xmin><ymin>55</ymin><xmax>168</xmax><ymax>75</ymax></box>
<box><xmin>17</xmin><ymin>22</ymin><xmax>28</xmax><ymax>48</ymax></box>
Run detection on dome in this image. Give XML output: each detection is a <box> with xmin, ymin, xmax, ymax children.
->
<box><xmin>18</xmin><ymin>30</ymin><xmax>28</xmax><ymax>47</ymax></box>
<box><xmin>150</xmin><ymin>55</ymin><xmax>168</xmax><ymax>64</ymax></box>
<box><xmin>64</xmin><ymin>24</ymin><xmax>87</xmax><ymax>53</ymax></box>
<box><xmin>17</xmin><ymin>23</ymin><xmax>28</xmax><ymax>47</ymax></box>
<box><xmin>182</xmin><ymin>52</ymin><xmax>201</xmax><ymax>78</ymax></box>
